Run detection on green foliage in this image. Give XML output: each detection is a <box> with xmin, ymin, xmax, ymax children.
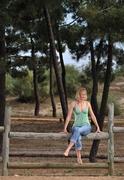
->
<box><xmin>6</xmin><ymin>70</ymin><xmax>49</xmax><ymax>102</ymax></box>
<box><xmin>10</xmin><ymin>67</ymin><xmax>29</xmax><ymax>78</ymax></box>
<box><xmin>13</xmin><ymin>71</ymin><xmax>34</xmax><ymax>102</ymax></box>
<box><xmin>6</xmin><ymin>74</ymin><xmax>14</xmax><ymax>95</ymax></box>
<box><xmin>97</xmin><ymin>93</ymin><xmax>121</xmax><ymax>116</ymax></box>
<box><xmin>2</xmin><ymin>0</ymin><xmax>124</xmax><ymax>110</ymax></box>
<box><xmin>61</xmin><ymin>25</ymin><xmax>87</xmax><ymax>60</ymax></box>
<box><xmin>115</xmin><ymin>65</ymin><xmax>124</xmax><ymax>77</ymax></box>
<box><xmin>38</xmin><ymin>69</ymin><xmax>50</xmax><ymax>100</ymax></box>
<box><xmin>107</xmin><ymin>95</ymin><xmax>121</xmax><ymax>116</ymax></box>
<box><xmin>65</xmin><ymin>65</ymin><xmax>82</xmax><ymax>97</ymax></box>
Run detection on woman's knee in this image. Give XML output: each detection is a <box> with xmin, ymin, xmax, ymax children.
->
<box><xmin>72</xmin><ymin>126</ymin><xmax>80</xmax><ymax>134</ymax></box>
<box><xmin>82</xmin><ymin>126</ymin><xmax>91</xmax><ymax>135</ymax></box>
<box><xmin>75</xmin><ymin>143</ymin><xmax>82</xmax><ymax>150</ymax></box>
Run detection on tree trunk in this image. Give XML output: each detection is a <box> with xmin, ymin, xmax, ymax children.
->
<box><xmin>89</xmin><ymin>36</ymin><xmax>113</xmax><ymax>162</ymax></box>
<box><xmin>0</xmin><ymin>25</ymin><xmax>6</xmax><ymax>153</ymax></box>
<box><xmin>90</xmin><ymin>38</ymin><xmax>104</xmax><ymax>118</ymax></box>
<box><xmin>96</xmin><ymin>39</ymin><xmax>103</xmax><ymax>75</ymax></box>
<box><xmin>89</xmin><ymin>40</ymin><xmax>99</xmax><ymax>118</ymax></box>
<box><xmin>44</xmin><ymin>5</ymin><xmax>67</xmax><ymax>121</ymax></box>
<box><xmin>33</xmin><ymin>68</ymin><xmax>40</xmax><ymax>116</ymax></box>
<box><xmin>56</xmin><ymin>25</ymin><xmax>68</xmax><ymax>109</ymax></box>
<box><xmin>31</xmin><ymin>36</ymin><xmax>40</xmax><ymax>116</ymax></box>
<box><xmin>49</xmin><ymin>47</ymin><xmax>57</xmax><ymax>117</ymax></box>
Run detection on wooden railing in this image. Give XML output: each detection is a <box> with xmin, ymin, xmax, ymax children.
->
<box><xmin>0</xmin><ymin>104</ymin><xmax>124</xmax><ymax>176</ymax></box>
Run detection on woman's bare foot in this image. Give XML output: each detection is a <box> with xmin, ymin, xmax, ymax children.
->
<box><xmin>64</xmin><ymin>150</ymin><xmax>69</xmax><ymax>157</ymax></box>
<box><xmin>77</xmin><ymin>158</ymin><xmax>83</xmax><ymax>164</ymax></box>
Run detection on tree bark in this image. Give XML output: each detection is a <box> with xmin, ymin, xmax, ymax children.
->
<box><xmin>49</xmin><ymin>47</ymin><xmax>57</xmax><ymax>117</ymax></box>
<box><xmin>90</xmin><ymin>38</ymin><xmax>104</xmax><ymax>118</ymax></box>
<box><xmin>56</xmin><ymin>25</ymin><xmax>68</xmax><ymax>109</ymax></box>
<box><xmin>44</xmin><ymin>5</ymin><xmax>67</xmax><ymax>121</ymax></box>
<box><xmin>0</xmin><ymin>25</ymin><xmax>6</xmax><ymax>153</ymax></box>
<box><xmin>30</xmin><ymin>36</ymin><xmax>40</xmax><ymax>116</ymax></box>
<box><xmin>89</xmin><ymin>36</ymin><xmax>113</xmax><ymax>162</ymax></box>
<box><xmin>89</xmin><ymin>40</ymin><xmax>99</xmax><ymax>118</ymax></box>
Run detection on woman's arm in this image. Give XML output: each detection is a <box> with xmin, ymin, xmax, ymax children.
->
<box><xmin>64</xmin><ymin>101</ymin><xmax>75</xmax><ymax>133</ymax></box>
<box><xmin>87</xmin><ymin>102</ymin><xmax>101</xmax><ymax>132</ymax></box>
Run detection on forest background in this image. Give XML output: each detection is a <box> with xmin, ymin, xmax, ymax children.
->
<box><xmin>0</xmin><ymin>0</ymin><xmax>124</xmax><ymax>163</ymax></box>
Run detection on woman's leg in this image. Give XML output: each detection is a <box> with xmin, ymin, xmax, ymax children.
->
<box><xmin>75</xmin><ymin>125</ymin><xmax>91</xmax><ymax>163</ymax></box>
<box><xmin>75</xmin><ymin>136</ymin><xmax>82</xmax><ymax>164</ymax></box>
<box><xmin>76</xmin><ymin>149</ymin><xmax>82</xmax><ymax>164</ymax></box>
<box><xmin>64</xmin><ymin>125</ymin><xmax>91</xmax><ymax>157</ymax></box>
<box><xmin>64</xmin><ymin>126</ymin><xmax>80</xmax><ymax>156</ymax></box>
<box><xmin>80</xmin><ymin>124</ymin><xmax>91</xmax><ymax>136</ymax></box>
<box><xmin>64</xmin><ymin>141</ymin><xmax>74</xmax><ymax>156</ymax></box>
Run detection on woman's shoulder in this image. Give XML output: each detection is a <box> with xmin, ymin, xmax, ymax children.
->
<box><xmin>85</xmin><ymin>101</ymin><xmax>91</xmax><ymax>107</ymax></box>
<box><xmin>70</xmin><ymin>100</ymin><xmax>77</xmax><ymax>108</ymax></box>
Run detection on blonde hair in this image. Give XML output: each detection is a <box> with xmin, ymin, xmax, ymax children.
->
<box><xmin>75</xmin><ymin>87</ymin><xmax>87</xmax><ymax>101</ymax></box>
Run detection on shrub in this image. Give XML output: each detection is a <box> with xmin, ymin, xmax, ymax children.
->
<box><xmin>65</xmin><ymin>65</ymin><xmax>82</xmax><ymax>98</ymax></box>
<box><xmin>13</xmin><ymin>72</ymin><xmax>34</xmax><ymax>102</ymax></box>
<box><xmin>7</xmin><ymin>70</ymin><xmax>49</xmax><ymax>102</ymax></box>
<box><xmin>6</xmin><ymin>74</ymin><xmax>15</xmax><ymax>95</ymax></box>
<box><xmin>97</xmin><ymin>94</ymin><xmax>121</xmax><ymax>116</ymax></box>
<box><xmin>107</xmin><ymin>95</ymin><xmax>121</xmax><ymax>116</ymax></box>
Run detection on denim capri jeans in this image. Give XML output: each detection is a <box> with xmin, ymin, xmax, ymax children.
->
<box><xmin>70</xmin><ymin>124</ymin><xmax>91</xmax><ymax>150</ymax></box>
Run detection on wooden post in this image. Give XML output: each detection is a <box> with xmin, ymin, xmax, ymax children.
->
<box><xmin>108</xmin><ymin>103</ymin><xmax>114</xmax><ymax>175</ymax></box>
<box><xmin>2</xmin><ymin>106</ymin><xmax>11</xmax><ymax>176</ymax></box>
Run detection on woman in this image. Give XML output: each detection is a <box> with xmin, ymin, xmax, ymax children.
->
<box><xmin>63</xmin><ymin>87</ymin><xmax>100</xmax><ymax>164</ymax></box>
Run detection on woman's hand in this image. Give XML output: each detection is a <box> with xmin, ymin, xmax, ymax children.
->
<box><xmin>63</xmin><ymin>128</ymin><xmax>68</xmax><ymax>134</ymax></box>
<box><xmin>96</xmin><ymin>126</ymin><xmax>101</xmax><ymax>133</ymax></box>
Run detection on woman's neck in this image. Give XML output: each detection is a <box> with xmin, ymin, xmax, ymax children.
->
<box><xmin>77</xmin><ymin>99</ymin><xmax>85</xmax><ymax>104</ymax></box>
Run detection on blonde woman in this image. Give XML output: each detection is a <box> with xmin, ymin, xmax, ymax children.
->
<box><xmin>63</xmin><ymin>87</ymin><xmax>100</xmax><ymax>164</ymax></box>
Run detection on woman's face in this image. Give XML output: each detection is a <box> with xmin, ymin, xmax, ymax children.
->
<box><xmin>79</xmin><ymin>90</ymin><xmax>87</xmax><ymax>101</ymax></box>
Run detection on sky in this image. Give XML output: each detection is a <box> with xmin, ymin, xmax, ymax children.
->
<box><xmin>63</xmin><ymin>48</ymin><xmax>85</xmax><ymax>69</ymax></box>
<box><xmin>20</xmin><ymin>47</ymin><xmax>86</xmax><ymax>70</ymax></box>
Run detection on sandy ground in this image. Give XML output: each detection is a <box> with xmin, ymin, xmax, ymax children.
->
<box><xmin>0</xmin><ymin>176</ymin><xmax>124</xmax><ymax>180</ymax></box>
